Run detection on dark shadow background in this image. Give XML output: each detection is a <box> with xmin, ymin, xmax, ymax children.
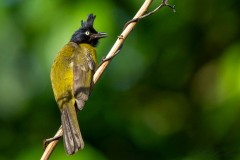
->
<box><xmin>1</xmin><ymin>0</ymin><xmax>240</xmax><ymax>159</ymax></box>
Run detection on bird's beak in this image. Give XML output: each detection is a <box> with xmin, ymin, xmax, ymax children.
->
<box><xmin>91</xmin><ymin>32</ymin><xmax>107</xmax><ymax>39</ymax></box>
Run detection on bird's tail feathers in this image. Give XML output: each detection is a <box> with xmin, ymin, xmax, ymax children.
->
<box><xmin>61</xmin><ymin>104</ymin><xmax>84</xmax><ymax>155</ymax></box>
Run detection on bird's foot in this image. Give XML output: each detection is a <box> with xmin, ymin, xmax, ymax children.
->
<box><xmin>43</xmin><ymin>134</ymin><xmax>62</xmax><ymax>150</ymax></box>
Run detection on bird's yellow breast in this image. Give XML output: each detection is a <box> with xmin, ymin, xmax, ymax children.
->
<box><xmin>50</xmin><ymin>42</ymin><xmax>76</xmax><ymax>107</ymax></box>
<box><xmin>79</xmin><ymin>43</ymin><xmax>97</xmax><ymax>65</ymax></box>
<box><xmin>50</xmin><ymin>42</ymin><xmax>97</xmax><ymax>109</ymax></box>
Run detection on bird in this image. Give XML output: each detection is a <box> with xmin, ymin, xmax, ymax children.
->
<box><xmin>50</xmin><ymin>14</ymin><xmax>107</xmax><ymax>155</ymax></box>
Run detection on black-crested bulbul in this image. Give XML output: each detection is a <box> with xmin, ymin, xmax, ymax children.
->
<box><xmin>50</xmin><ymin>14</ymin><xmax>107</xmax><ymax>155</ymax></box>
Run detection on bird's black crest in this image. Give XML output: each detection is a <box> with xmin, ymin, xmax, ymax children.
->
<box><xmin>70</xmin><ymin>13</ymin><xmax>106</xmax><ymax>46</ymax></box>
<box><xmin>81</xmin><ymin>14</ymin><xmax>96</xmax><ymax>29</ymax></box>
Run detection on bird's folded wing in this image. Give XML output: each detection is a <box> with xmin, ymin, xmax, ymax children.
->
<box><xmin>73</xmin><ymin>46</ymin><xmax>95</xmax><ymax>110</ymax></box>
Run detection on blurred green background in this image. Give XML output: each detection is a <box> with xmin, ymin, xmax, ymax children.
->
<box><xmin>1</xmin><ymin>0</ymin><xmax>240</xmax><ymax>159</ymax></box>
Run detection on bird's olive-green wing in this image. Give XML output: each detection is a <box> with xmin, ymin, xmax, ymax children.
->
<box><xmin>73</xmin><ymin>46</ymin><xmax>96</xmax><ymax>110</ymax></box>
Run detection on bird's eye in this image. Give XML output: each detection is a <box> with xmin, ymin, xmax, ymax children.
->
<box><xmin>85</xmin><ymin>31</ymin><xmax>90</xmax><ymax>35</ymax></box>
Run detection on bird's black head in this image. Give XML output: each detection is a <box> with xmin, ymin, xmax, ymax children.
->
<box><xmin>70</xmin><ymin>14</ymin><xmax>107</xmax><ymax>47</ymax></box>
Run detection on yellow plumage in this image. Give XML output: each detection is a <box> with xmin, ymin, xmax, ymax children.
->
<box><xmin>50</xmin><ymin>42</ymin><xmax>97</xmax><ymax>154</ymax></box>
<box><xmin>49</xmin><ymin>14</ymin><xmax>106</xmax><ymax>155</ymax></box>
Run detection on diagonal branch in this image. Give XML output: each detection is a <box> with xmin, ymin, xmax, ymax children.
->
<box><xmin>123</xmin><ymin>0</ymin><xmax>175</xmax><ymax>29</ymax></box>
<box><xmin>41</xmin><ymin>0</ymin><xmax>174</xmax><ymax>159</ymax></box>
<box><xmin>41</xmin><ymin>127</ymin><xmax>62</xmax><ymax>160</ymax></box>
<box><xmin>93</xmin><ymin>0</ymin><xmax>153</xmax><ymax>83</ymax></box>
